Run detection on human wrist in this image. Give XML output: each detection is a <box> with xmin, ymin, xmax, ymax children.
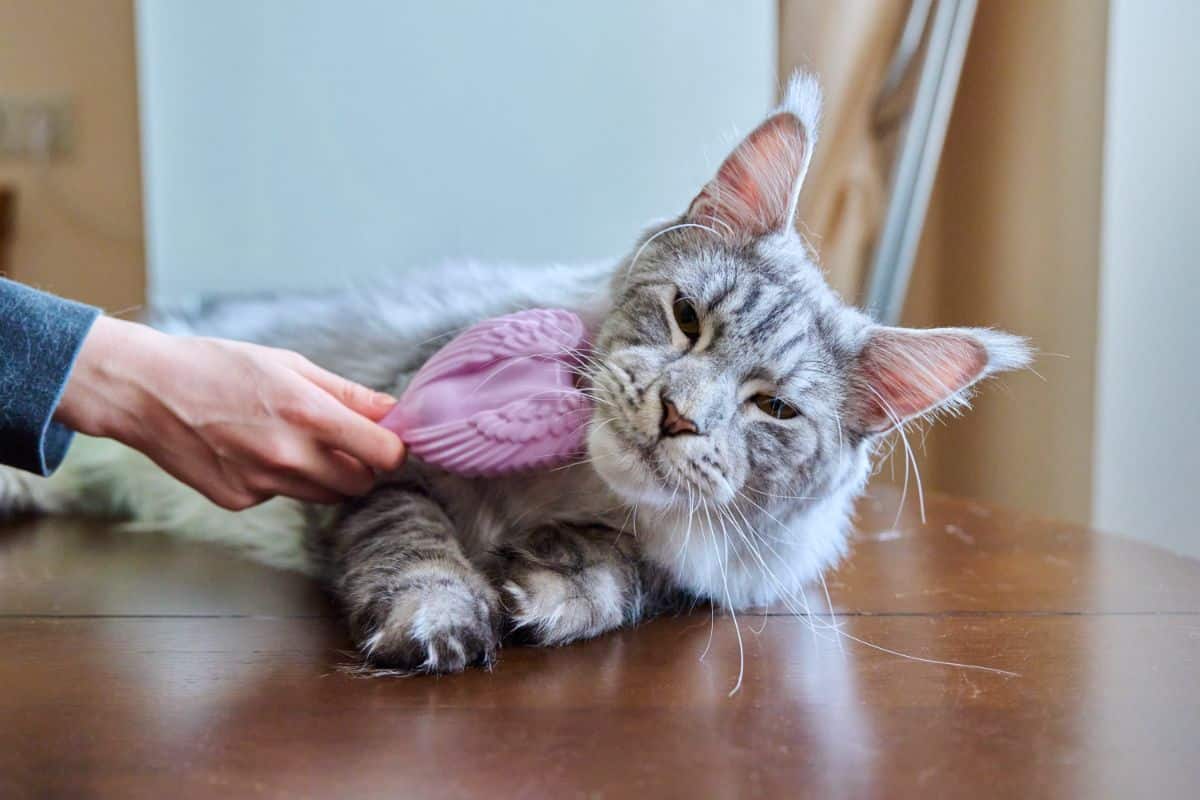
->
<box><xmin>54</xmin><ymin>316</ymin><xmax>172</xmax><ymax>441</ymax></box>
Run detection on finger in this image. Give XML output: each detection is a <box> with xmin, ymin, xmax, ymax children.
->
<box><xmin>263</xmin><ymin>473</ymin><xmax>345</xmax><ymax>505</ymax></box>
<box><xmin>290</xmin><ymin>444</ymin><xmax>377</xmax><ymax>497</ymax></box>
<box><xmin>164</xmin><ymin>460</ymin><xmax>264</xmax><ymax>511</ymax></box>
<box><xmin>293</xmin><ymin>360</ymin><xmax>398</xmax><ymax>421</ymax></box>
<box><xmin>309</xmin><ymin>402</ymin><xmax>407</xmax><ymax>472</ymax></box>
<box><xmin>143</xmin><ymin>433</ymin><xmax>266</xmax><ymax>511</ymax></box>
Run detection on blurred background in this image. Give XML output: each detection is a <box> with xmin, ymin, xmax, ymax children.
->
<box><xmin>1</xmin><ymin>1</ymin><xmax>1196</xmax><ymax>555</ymax></box>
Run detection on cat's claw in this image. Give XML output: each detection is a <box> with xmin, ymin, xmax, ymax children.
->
<box><xmin>358</xmin><ymin>580</ymin><xmax>501</xmax><ymax>673</ymax></box>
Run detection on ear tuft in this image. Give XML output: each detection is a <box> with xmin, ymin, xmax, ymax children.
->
<box><xmin>778</xmin><ymin>70</ymin><xmax>823</xmax><ymax>158</ymax></box>
<box><xmin>847</xmin><ymin>326</ymin><xmax>1032</xmax><ymax>435</ymax></box>
<box><xmin>686</xmin><ymin>70</ymin><xmax>823</xmax><ymax>241</ymax></box>
<box><xmin>969</xmin><ymin>328</ymin><xmax>1035</xmax><ymax>375</ymax></box>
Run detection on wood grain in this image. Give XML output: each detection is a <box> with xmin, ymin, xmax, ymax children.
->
<box><xmin>1</xmin><ymin>486</ymin><xmax>1197</xmax><ymax>799</ymax></box>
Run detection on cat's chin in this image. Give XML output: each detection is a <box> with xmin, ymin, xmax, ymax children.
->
<box><xmin>586</xmin><ymin>424</ymin><xmax>679</xmax><ymax>510</ymax></box>
<box><xmin>586</xmin><ymin>418</ymin><xmax>740</xmax><ymax>510</ymax></box>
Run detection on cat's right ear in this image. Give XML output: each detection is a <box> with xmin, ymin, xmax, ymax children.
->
<box><xmin>685</xmin><ymin>72</ymin><xmax>822</xmax><ymax>242</ymax></box>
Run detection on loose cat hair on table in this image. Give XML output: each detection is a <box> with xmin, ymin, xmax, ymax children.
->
<box><xmin>0</xmin><ymin>73</ymin><xmax>1029</xmax><ymax>673</ymax></box>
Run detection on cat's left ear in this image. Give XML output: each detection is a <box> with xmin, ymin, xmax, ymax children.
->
<box><xmin>845</xmin><ymin>326</ymin><xmax>1032</xmax><ymax>435</ymax></box>
<box><xmin>686</xmin><ymin>71</ymin><xmax>822</xmax><ymax>241</ymax></box>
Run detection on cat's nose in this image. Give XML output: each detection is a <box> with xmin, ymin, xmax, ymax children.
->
<box><xmin>660</xmin><ymin>396</ymin><xmax>700</xmax><ymax>437</ymax></box>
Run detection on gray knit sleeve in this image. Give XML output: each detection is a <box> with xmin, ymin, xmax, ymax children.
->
<box><xmin>0</xmin><ymin>278</ymin><xmax>101</xmax><ymax>475</ymax></box>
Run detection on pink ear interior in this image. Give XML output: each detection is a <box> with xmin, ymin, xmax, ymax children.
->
<box><xmin>687</xmin><ymin>113</ymin><xmax>809</xmax><ymax>240</ymax></box>
<box><xmin>853</xmin><ymin>330</ymin><xmax>989</xmax><ymax>433</ymax></box>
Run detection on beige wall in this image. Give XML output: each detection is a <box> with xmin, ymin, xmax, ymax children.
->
<box><xmin>0</xmin><ymin>0</ymin><xmax>145</xmax><ymax>312</ymax></box>
<box><xmin>903</xmin><ymin>0</ymin><xmax>1107</xmax><ymax>524</ymax></box>
<box><xmin>780</xmin><ymin>0</ymin><xmax>1106</xmax><ymax>524</ymax></box>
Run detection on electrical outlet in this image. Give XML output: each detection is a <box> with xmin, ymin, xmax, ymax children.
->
<box><xmin>0</xmin><ymin>97</ymin><xmax>74</xmax><ymax>159</ymax></box>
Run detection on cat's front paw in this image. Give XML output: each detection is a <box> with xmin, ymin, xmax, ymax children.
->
<box><xmin>357</xmin><ymin>571</ymin><xmax>501</xmax><ymax>674</ymax></box>
<box><xmin>501</xmin><ymin>565</ymin><xmax>628</xmax><ymax>647</ymax></box>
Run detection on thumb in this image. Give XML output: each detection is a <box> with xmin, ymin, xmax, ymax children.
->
<box><xmin>296</xmin><ymin>362</ymin><xmax>397</xmax><ymax>421</ymax></box>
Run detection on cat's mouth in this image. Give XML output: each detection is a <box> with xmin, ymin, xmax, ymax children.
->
<box><xmin>584</xmin><ymin>359</ymin><xmax>736</xmax><ymax>506</ymax></box>
<box><xmin>586</xmin><ymin>411</ymin><xmax>734</xmax><ymax>508</ymax></box>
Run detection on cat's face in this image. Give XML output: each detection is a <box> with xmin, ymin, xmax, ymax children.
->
<box><xmin>582</xmin><ymin>73</ymin><xmax>1029</xmax><ymax>561</ymax></box>
<box><xmin>588</xmin><ymin>227</ymin><xmax>860</xmax><ymax>512</ymax></box>
<box><xmin>585</xmin><ymin>74</ymin><xmax>857</xmax><ymax>519</ymax></box>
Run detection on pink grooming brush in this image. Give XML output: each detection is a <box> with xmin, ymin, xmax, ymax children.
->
<box><xmin>378</xmin><ymin>309</ymin><xmax>594</xmax><ymax>477</ymax></box>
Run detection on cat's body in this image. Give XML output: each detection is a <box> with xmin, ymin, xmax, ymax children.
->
<box><xmin>0</xmin><ymin>74</ymin><xmax>1030</xmax><ymax>673</ymax></box>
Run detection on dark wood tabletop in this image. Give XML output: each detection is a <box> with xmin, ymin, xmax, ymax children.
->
<box><xmin>1</xmin><ymin>486</ymin><xmax>1197</xmax><ymax>799</ymax></box>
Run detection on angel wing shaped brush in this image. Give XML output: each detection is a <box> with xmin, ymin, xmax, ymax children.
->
<box><xmin>377</xmin><ymin>308</ymin><xmax>594</xmax><ymax>477</ymax></box>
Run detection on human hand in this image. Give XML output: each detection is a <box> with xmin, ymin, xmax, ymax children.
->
<box><xmin>55</xmin><ymin>316</ymin><xmax>405</xmax><ymax>509</ymax></box>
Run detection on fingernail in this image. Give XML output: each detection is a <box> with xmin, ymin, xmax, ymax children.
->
<box><xmin>375</xmin><ymin>391</ymin><xmax>398</xmax><ymax>406</ymax></box>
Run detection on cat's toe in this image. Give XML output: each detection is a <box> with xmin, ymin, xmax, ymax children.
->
<box><xmin>357</xmin><ymin>579</ymin><xmax>500</xmax><ymax>674</ymax></box>
<box><xmin>501</xmin><ymin>567</ymin><xmax>625</xmax><ymax>646</ymax></box>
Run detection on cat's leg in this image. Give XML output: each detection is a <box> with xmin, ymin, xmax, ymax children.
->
<box><xmin>329</xmin><ymin>481</ymin><xmax>500</xmax><ymax>673</ymax></box>
<box><xmin>494</xmin><ymin>522</ymin><xmax>663</xmax><ymax>646</ymax></box>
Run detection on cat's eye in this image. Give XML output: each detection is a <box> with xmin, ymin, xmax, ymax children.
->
<box><xmin>752</xmin><ymin>394</ymin><xmax>800</xmax><ymax>420</ymax></box>
<box><xmin>672</xmin><ymin>296</ymin><xmax>701</xmax><ymax>340</ymax></box>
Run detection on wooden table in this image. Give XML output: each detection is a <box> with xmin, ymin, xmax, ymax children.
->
<box><xmin>1</xmin><ymin>487</ymin><xmax>1197</xmax><ymax>799</ymax></box>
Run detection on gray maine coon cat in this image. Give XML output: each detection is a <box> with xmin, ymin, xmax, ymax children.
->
<box><xmin>0</xmin><ymin>74</ymin><xmax>1030</xmax><ymax>673</ymax></box>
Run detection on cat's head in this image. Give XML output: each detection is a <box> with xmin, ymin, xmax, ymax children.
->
<box><xmin>586</xmin><ymin>72</ymin><xmax>1030</xmax><ymax>528</ymax></box>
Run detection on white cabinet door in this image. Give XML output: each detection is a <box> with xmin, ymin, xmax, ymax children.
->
<box><xmin>137</xmin><ymin>0</ymin><xmax>776</xmax><ymax>303</ymax></box>
<box><xmin>1095</xmin><ymin>0</ymin><xmax>1200</xmax><ymax>557</ymax></box>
